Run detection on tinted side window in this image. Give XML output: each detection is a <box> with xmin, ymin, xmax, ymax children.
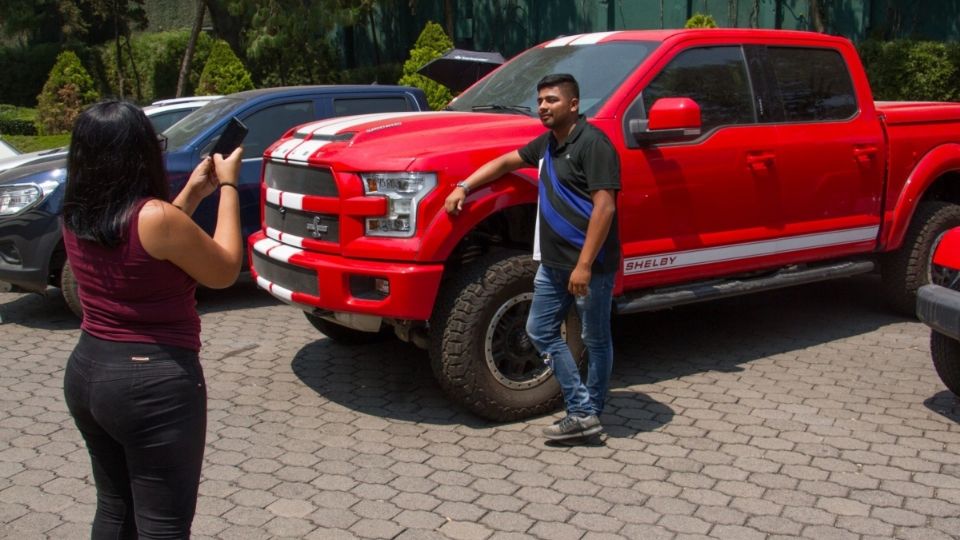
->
<box><xmin>333</xmin><ymin>97</ymin><xmax>412</xmax><ymax>116</ymax></box>
<box><xmin>767</xmin><ymin>47</ymin><xmax>857</xmax><ymax>121</ymax></box>
<box><xmin>643</xmin><ymin>46</ymin><xmax>755</xmax><ymax>131</ymax></box>
<box><xmin>241</xmin><ymin>102</ymin><xmax>314</xmax><ymax>157</ymax></box>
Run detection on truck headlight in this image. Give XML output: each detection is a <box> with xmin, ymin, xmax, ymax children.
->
<box><xmin>361</xmin><ymin>172</ymin><xmax>436</xmax><ymax>237</ymax></box>
<box><xmin>0</xmin><ymin>184</ymin><xmax>43</xmax><ymax>216</ymax></box>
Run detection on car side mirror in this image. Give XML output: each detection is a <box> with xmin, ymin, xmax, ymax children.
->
<box><xmin>629</xmin><ymin>97</ymin><xmax>702</xmax><ymax>146</ymax></box>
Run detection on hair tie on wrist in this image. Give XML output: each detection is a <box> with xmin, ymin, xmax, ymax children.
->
<box><xmin>219</xmin><ymin>183</ymin><xmax>238</xmax><ymax>191</ymax></box>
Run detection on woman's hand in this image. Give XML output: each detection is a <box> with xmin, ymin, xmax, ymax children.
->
<box><xmin>212</xmin><ymin>147</ymin><xmax>243</xmax><ymax>187</ymax></box>
<box><xmin>185</xmin><ymin>156</ymin><xmax>216</xmax><ymax>200</ymax></box>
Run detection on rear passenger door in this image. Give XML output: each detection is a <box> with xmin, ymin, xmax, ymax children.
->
<box><xmin>762</xmin><ymin>46</ymin><xmax>884</xmax><ymax>254</ymax></box>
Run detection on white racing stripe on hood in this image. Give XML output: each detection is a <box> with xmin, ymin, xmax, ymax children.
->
<box><xmin>285</xmin><ymin>140</ymin><xmax>329</xmax><ymax>163</ymax></box>
<box><xmin>269</xmin><ymin>138</ymin><xmax>305</xmax><ymax>161</ymax></box>
<box><xmin>296</xmin><ymin>111</ymin><xmax>435</xmax><ymax>137</ymax></box>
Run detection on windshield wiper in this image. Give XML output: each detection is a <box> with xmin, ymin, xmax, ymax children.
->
<box><xmin>471</xmin><ymin>104</ymin><xmax>532</xmax><ymax>116</ymax></box>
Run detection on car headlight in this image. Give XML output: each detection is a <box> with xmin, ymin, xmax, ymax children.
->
<box><xmin>0</xmin><ymin>184</ymin><xmax>44</xmax><ymax>216</ymax></box>
<box><xmin>361</xmin><ymin>172</ymin><xmax>437</xmax><ymax>237</ymax></box>
<box><xmin>0</xmin><ymin>169</ymin><xmax>62</xmax><ymax>217</ymax></box>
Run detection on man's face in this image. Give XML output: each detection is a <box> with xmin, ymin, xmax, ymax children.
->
<box><xmin>537</xmin><ymin>85</ymin><xmax>579</xmax><ymax>130</ymax></box>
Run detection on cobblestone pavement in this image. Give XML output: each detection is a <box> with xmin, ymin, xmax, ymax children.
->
<box><xmin>2</xmin><ymin>275</ymin><xmax>960</xmax><ymax>539</ymax></box>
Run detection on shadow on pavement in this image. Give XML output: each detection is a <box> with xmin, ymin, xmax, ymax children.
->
<box><xmin>924</xmin><ymin>390</ymin><xmax>960</xmax><ymax>423</ymax></box>
<box><xmin>0</xmin><ymin>278</ymin><xmax>279</xmax><ymax>330</ymax></box>
<box><xmin>292</xmin><ymin>274</ymin><xmax>907</xmax><ymax>434</ymax></box>
<box><xmin>0</xmin><ymin>288</ymin><xmax>79</xmax><ymax>330</ymax></box>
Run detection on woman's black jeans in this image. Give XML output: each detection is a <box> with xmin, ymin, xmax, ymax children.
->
<box><xmin>64</xmin><ymin>332</ymin><xmax>207</xmax><ymax>539</ymax></box>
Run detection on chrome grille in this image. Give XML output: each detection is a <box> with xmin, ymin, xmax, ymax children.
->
<box><xmin>264</xmin><ymin>203</ymin><xmax>339</xmax><ymax>243</ymax></box>
<box><xmin>264</xmin><ymin>162</ymin><xmax>338</xmax><ymax>197</ymax></box>
<box><xmin>932</xmin><ymin>264</ymin><xmax>960</xmax><ymax>291</ymax></box>
<box><xmin>253</xmin><ymin>250</ymin><xmax>319</xmax><ymax>297</ymax></box>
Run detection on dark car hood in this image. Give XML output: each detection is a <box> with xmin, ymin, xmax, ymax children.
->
<box><xmin>0</xmin><ymin>155</ymin><xmax>68</xmax><ymax>185</ymax></box>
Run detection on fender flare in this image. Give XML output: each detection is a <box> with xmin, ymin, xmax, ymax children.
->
<box><xmin>418</xmin><ymin>173</ymin><xmax>538</xmax><ymax>260</ymax></box>
<box><xmin>885</xmin><ymin>143</ymin><xmax>960</xmax><ymax>250</ymax></box>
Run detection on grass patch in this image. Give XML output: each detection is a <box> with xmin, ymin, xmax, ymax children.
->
<box><xmin>5</xmin><ymin>134</ymin><xmax>70</xmax><ymax>153</ymax></box>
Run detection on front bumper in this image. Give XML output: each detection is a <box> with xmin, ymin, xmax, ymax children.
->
<box><xmin>0</xmin><ymin>206</ymin><xmax>63</xmax><ymax>292</ymax></box>
<box><xmin>918</xmin><ymin>284</ymin><xmax>960</xmax><ymax>340</ymax></box>
<box><xmin>248</xmin><ymin>232</ymin><xmax>444</xmax><ymax>321</ymax></box>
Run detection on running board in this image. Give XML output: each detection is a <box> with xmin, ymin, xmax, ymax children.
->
<box><xmin>615</xmin><ymin>260</ymin><xmax>875</xmax><ymax>314</ymax></box>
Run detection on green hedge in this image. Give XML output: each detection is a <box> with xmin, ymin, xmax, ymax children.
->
<box><xmin>0</xmin><ymin>106</ymin><xmax>37</xmax><ymax>135</ymax></box>
<box><xmin>858</xmin><ymin>39</ymin><xmax>960</xmax><ymax>102</ymax></box>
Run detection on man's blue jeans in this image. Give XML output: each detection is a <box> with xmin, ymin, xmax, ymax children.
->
<box><xmin>526</xmin><ymin>264</ymin><xmax>615</xmax><ymax>417</ymax></box>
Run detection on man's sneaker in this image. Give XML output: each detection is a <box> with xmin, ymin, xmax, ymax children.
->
<box><xmin>543</xmin><ymin>414</ymin><xmax>602</xmax><ymax>440</ymax></box>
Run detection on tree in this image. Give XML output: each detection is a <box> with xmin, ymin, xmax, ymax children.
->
<box><xmin>177</xmin><ymin>0</ymin><xmax>206</xmax><ymax>97</ymax></box>
<box><xmin>243</xmin><ymin>0</ymin><xmax>339</xmax><ymax>86</ymax></box>
<box><xmin>398</xmin><ymin>21</ymin><xmax>453</xmax><ymax>111</ymax></box>
<box><xmin>36</xmin><ymin>50</ymin><xmax>99</xmax><ymax>135</ymax></box>
<box><xmin>197</xmin><ymin>39</ymin><xmax>254</xmax><ymax>95</ymax></box>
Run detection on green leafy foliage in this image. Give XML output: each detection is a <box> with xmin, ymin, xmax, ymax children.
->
<box><xmin>859</xmin><ymin>40</ymin><xmax>959</xmax><ymax>101</ymax></box>
<box><xmin>35</xmin><ymin>50</ymin><xmax>99</xmax><ymax>135</ymax></box>
<box><xmin>197</xmin><ymin>39</ymin><xmax>254</xmax><ymax>95</ymax></box>
<box><xmin>399</xmin><ymin>21</ymin><xmax>453</xmax><ymax>111</ymax></box>
<box><xmin>92</xmin><ymin>30</ymin><xmax>215</xmax><ymax>103</ymax></box>
<box><xmin>685</xmin><ymin>13</ymin><xmax>718</xmax><ymax>28</ymax></box>
<box><xmin>243</xmin><ymin>0</ymin><xmax>340</xmax><ymax>87</ymax></box>
<box><xmin>0</xmin><ymin>44</ymin><xmax>60</xmax><ymax>107</ymax></box>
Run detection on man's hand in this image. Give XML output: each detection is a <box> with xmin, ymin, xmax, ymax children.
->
<box><xmin>444</xmin><ymin>188</ymin><xmax>467</xmax><ymax>215</ymax></box>
<box><xmin>569</xmin><ymin>263</ymin><xmax>591</xmax><ymax>297</ymax></box>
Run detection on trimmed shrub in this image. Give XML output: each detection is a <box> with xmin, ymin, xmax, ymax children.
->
<box><xmin>197</xmin><ymin>40</ymin><xmax>254</xmax><ymax>95</ymax></box>
<box><xmin>0</xmin><ymin>105</ymin><xmax>38</xmax><ymax>135</ymax></box>
<box><xmin>36</xmin><ymin>51</ymin><xmax>100</xmax><ymax>135</ymax></box>
<box><xmin>399</xmin><ymin>21</ymin><xmax>454</xmax><ymax>111</ymax></box>
<box><xmin>685</xmin><ymin>13</ymin><xmax>718</xmax><ymax>28</ymax></box>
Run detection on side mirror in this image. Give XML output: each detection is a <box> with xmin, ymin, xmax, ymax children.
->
<box><xmin>629</xmin><ymin>97</ymin><xmax>702</xmax><ymax>146</ymax></box>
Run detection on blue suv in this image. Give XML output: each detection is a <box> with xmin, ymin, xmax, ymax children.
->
<box><xmin>0</xmin><ymin>85</ymin><xmax>428</xmax><ymax>316</ymax></box>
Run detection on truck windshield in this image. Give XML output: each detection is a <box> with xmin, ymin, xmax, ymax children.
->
<box><xmin>163</xmin><ymin>97</ymin><xmax>244</xmax><ymax>151</ymax></box>
<box><xmin>448</xmin><ymin>40</ymin><xmax>659</xmax><ymax>117</ymax></box>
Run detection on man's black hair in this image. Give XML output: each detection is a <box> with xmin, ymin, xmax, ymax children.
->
<box><xmin>536</xmin><ymin>73</ymin><xmax>579</xmax><ymax>100</ymax></box>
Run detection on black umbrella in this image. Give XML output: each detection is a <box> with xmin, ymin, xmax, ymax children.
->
<box><xmin>417</xmin><ymin>49</ymin><xmax>506</xmax><ymax>92</ymax></box>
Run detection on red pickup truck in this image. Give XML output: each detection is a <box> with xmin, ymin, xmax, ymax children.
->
<box><xmin>250</xmin><ymin>29</ymin><xmax>960</xmax><ymax>421</ymax></box>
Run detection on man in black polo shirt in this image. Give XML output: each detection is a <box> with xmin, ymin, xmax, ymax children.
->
<box><xmin>444</xmin><ymin>73</ymin><xmax>620</xmax><ymax>440</ymax></box>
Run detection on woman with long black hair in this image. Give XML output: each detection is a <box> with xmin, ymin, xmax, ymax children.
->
<box><xmin>61</xmin><ymin>100</ymin><xmax>243</xmax><ymax>538</ymax></box>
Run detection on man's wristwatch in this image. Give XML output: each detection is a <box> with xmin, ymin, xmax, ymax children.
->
<box><xmin>455</xmin><ymin>181</ymin><xmax>471</xmax><ymax>195</ymax></box>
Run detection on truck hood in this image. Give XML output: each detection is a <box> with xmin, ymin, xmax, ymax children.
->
<box><xmin>265</xmin><ymin>111</ymin><xmax>545</xmax><ymax>171</ymax></box>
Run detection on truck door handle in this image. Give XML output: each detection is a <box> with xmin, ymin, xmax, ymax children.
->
<box><xmin>746</xmin><ymin>152</ymin><xmax>775</xmax><ymax>172</ymax></box>
<box><xmin>853</xmin><ymin>146</ymin><xmax>877</xmax><ymax>163</ymax></box>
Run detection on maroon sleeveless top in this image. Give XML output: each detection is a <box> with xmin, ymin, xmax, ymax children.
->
<box><xmin>62</xmin><ymin>198</ymin><xmax>201</xmax><ymax>351</ymax></box>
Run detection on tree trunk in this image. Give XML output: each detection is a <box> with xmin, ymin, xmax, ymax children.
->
<box><xmin>810</xmin><ymin>0</ymin><xmax>826</xmax><ymax>32</ymax></box>
<box><xmin>177</xmin><ymin>0</ymin><xmax>205</xmax><ymax>97</ymax></box>
<box><xmin>444</xmin><ymin>0</ymin><xmax>455</xmax><ymax>43</ymax></box>
<box><xmin>368</xmin><ymin>8</ymin><xmax>380</xmax><ymax>65</ymax></box>
<box><xmin>202</xmin><ymin>0</ymin><xmax>245</xmax><ymax>56</ymax></box>
<box><xmin>124</xmin><ymin>33</ymin><xmax>143</xmax><ymax>101</ymax></box>
<box><xmin>114</xmin><ymin>1</ymin><xmax>124</xmax><ymax>99</ymax></box>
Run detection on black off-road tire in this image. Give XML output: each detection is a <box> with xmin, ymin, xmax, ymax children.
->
<box><xmin>931</xmin><ymin>330</ymin><xmax>960</xmax><ymax>395</ymax></box>
<box><xmin>882</xmin><ymin>201</ymin><xmax>960</xmax><ymax>316</ymax></box>
<box><xmin>60</xmin><ymin>260</ymin><xmax>83</xmax><ymax>319</ymax></box>
<box><xmin>304</xmin><ymin>312</ymin><xmax>391</xmax><ymax>345</ymax></box>
<box><xmin>429</xmin><ymin>251</ymin><xmax>584</xmax><ymax>422</ymax></box>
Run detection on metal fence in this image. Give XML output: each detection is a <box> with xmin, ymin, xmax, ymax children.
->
<box><xmin>345</xmin><ymin>0</ymin><xmax>959</xmax><ymax>66</ymax></box>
